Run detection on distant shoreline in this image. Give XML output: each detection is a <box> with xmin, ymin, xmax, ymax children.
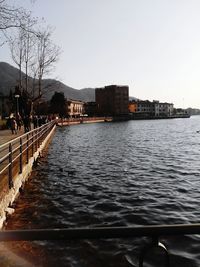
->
<box><xmin>57</xmin><ymin>114</ymin><xmax>191</xmax><ymax>127</ymax></box>
<box><xmin>128</xmin><ymin>114</ymin><xmax>190</xmax><ymax>120</ymax></box>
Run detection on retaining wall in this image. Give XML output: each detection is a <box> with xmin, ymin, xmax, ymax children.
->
<box><xmin>0</xmin><ymin>125</ymin><xmax>56</xmax><ymax>228</ymax></box>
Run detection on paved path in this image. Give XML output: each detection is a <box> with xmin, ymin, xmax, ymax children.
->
<box><xmin>0</xmin><ymin>129</ymin><xmax>25</xmax><ymax>146</ymax></box>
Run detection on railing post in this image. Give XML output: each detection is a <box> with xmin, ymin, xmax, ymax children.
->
<box><xmin>38</xmin><ymin>128</ymin><xmax>40</xmax><ymax>148</ymax></box>
<box><xmin>8</xmin><ymin>143</ymin><xmax>13</xmax><ymax>189</ymax></box>
<box><xmin>36</xmin><ymin>129</ymin><xmax>38</xmax><ymax>149</ymax></box>
<box><xmin>26</xmin><ymin>133</ymin><xmax>29</xmax><ymax>164</ymax></box>
<box><xmin>31</xmin><ymin>131</ymin><xmax>34</xmax><ymax>156</ymax></box>
<box><xmin>19</xmin><ymin>138</ymin><xmax>22</xmax><ymax>174</ymax></box>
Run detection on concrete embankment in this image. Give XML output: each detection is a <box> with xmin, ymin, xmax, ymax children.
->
<box><xmin>129</xmin><ymin>114</ymin><xmax>190</xmax><ymax>120</ymax></box>
<box><xmin>57</xmin><ymin>117</ymin><xmax>113</xmax><ymax>126</ymax></box>
<box><xmin>0</xmin><ymin>124</ymin><xmax>56</xmax><ymax>267</ymax></box>
<box><xmin>0</xmin><ymin>122</ymin><xmax>56</xmax><ymax>229</ymax></box>
<box><xmin>0</xmin><ymin>118</ymin><xmax>111</xmax><ymax>227</ymax></box>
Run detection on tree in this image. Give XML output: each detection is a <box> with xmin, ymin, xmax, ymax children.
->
<box><xmin>3</xmin><ymin>1</ymin><xmax>61</xmax><ymax>116</ymax></box>
<box><xmin>8</xmin><ymin>28</ymin><xmax>25</xmax><ymax>90</ymax></box>
<box><xmin>8</xmin><ymin>19</ymin><xmax>36</xmax><ymax>92</ymax></box>
<box><xmin>35</xmin><ymin>27</ymin><xmax>61</xmax><ymax>98</ymax></box>
<box><xmin>0</xmin><ymin>0</ymin><xmax>34</xmax><ymax>46</ymax></box>
<box><xmin>0</xmin><ymin>1</ymin><xmax>38</xmax><ymax>32</ymax></box>
<box><xmin>23</xmin><ymin>17</ymin><xmax>37</xmax><ymax>93</ymax></box>
<box><xmin>49</xmin><ymin>92</ymin><xmax>67</xmax><ymax>118</ymax></box>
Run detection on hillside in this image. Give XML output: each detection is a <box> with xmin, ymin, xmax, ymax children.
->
<box><xmin>0</xmin><ymin>62</ymin><xmax>139</xmax><ymax>103</ymax></box>
<box><xmin>0</xmin><ymin>62</ymin><xmax>95</xmax><ymax>102</ymax></box>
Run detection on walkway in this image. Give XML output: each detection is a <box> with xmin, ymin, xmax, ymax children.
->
<box><xmin>0</xmin><ymin>128</ymin><xmax>26</xmax><ymax>145</ymax></box>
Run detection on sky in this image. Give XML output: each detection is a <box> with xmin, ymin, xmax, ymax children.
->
<box><xmin>1</xmin><ymin>0</ymin><xmax>200</xmax><ymax>108</ymax></box>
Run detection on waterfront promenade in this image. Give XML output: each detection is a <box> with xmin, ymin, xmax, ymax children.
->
<box><xmin>0</xmin><ymin>128</ymin><xmax>24</xmax><ymax>145</ymax></box>
<box><xmin>0</xmin><ymin>127</ymin><xmax>43</xmax><ymax>267</ymax></box>
<box><xmin>0</xmin><ymin>121</ymin><xmax>56</xmax><ymax>225</ymax></box>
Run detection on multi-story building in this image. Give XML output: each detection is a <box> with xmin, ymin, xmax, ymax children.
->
<box><xmin>136</xmin><ymin>100</ymin><xmax>155</xmax><ymax>116</ymax></box>
<box><xmin>95</xmin><ymin>85</ymin><xmax>129</xmax><ymax>116</ymax></box>
<box><xmin>158</xmin><ymin>102</ymin><xmax>174</xmax><ymax>116</ymax></box>
<box><xmin>129</xmin><ymin>100</ymin><xmax>174</xmax><ymax>117</ymax></box>
<box><xmin>67</xmin><ymin>99</ymin><xmax>85</xmax><ymax>118</ymax></box>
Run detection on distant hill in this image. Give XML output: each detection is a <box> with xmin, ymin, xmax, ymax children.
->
<box><xmin>129</xmin><ymin>96</ymin><xmax>139</xmax><ymax>101</ymax></box>
<box><xmin>0</xmin><ymin>62</ymin><xmax>95</xmax><ymax>102</ymax></box>
<box><xmin>0</xmin><ymin>62</ymin><xmax>138</xmax><ymax>102</ymax></box>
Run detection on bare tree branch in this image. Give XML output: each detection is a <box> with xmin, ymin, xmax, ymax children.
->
<box><xmin>0</xmin><ymin>0</ymin><xmax>37</xmax><ymax>37</ymax></box>
<box><xmin>35</xmin><ymin>27</ymin><xmax>61</xmax><ymax>97</ymax></box>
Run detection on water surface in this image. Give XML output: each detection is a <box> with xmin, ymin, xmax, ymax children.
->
<box><xmin>6</xmin><ymin>116</ymin><xmax>200</xmax><ymax>267</ymax></box>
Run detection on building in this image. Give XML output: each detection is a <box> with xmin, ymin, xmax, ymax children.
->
<box><xmin>128</xmin><ymin>100</ymin><xmax>137</xmax><ymax>113</ymax></box>
<box><xmin>67</xmin><ymin>99</ymin><xmax>85</xmax><ymax>118</ymax></box>
<box><xmin>129</xmin><ymin>99</ymin><xmax>174</xmax><ymax>118</ymax></box>
<box><xmin>137</xmin><ymin>100</ymin><xmax>155</xmax><ymax>116</ymax></box>
<box><xmin>158</xmin><ymin>102</ymin><xmax>174</xmax><ymax>116</ymax></box>
<box><xmin>95</xmin><ymin>85</ymin><xmax>129</xmax><ymax>117</ymax></box>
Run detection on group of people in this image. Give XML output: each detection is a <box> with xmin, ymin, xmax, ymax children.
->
<box><xmin>32</xmin><ymin>115</ymin><xmax>50</xmax><ymax>129</ymax></box>
<box><xmin>7</xmin><ymin>114</ymin><xmax>23</xmax><ymax>135</ymax></box>
<box><xmin>7</xmin><ymin>114</ymin><xmax>52</xmax><ymax>135</ymax></box>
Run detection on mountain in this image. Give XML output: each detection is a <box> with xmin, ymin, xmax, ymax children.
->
<box><xmin>40</xmin><ymin>79</ymin><xmax>95</xmax><ymax>102</ymax></box>
<box><xmin>0</xmin><ymin>62</ymin><xmax>138</xmax><ymax>102</ymax></box>
<box><xmin>129</xmin><ymin>96</ymin><xmax>139</xmax><ymax>101</ymax></box>
<box><xmin>0</xmin><ymin>62</ymin><xmax>95</xmax><ymax>102</ymax></box>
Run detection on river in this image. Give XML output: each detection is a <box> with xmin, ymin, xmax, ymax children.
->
<box><xmin>5</xmin><ymin>116</ymin><xmax>200</xmax><ymax>267</ymax></box>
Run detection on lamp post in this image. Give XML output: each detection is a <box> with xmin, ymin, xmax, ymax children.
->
<box><xmin>15</xmin><ymin>94</ymin><xmax>20</xmax><ymax>118</ymax></box>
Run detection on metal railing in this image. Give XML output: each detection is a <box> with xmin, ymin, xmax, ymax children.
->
<box><xmin>0</xmin><ymin>121</ymin><xmax>56</xmax><ymax>190</ymax></box>
<box><xmin>1</xmin><ymin>223</ymin><xmax>200</xmax><ymax>266</ymax></box>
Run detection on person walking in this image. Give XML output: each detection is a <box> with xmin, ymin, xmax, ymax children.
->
<box><xmin>23</xmin><ymin>115</ymin><xmax>31</xmax><ymax>133</ymax></box>
<box><xmin>10</xmin><ymin>117</ymin><xmax>17</xmax><ymax>134</ymax></box>
<box><xmin>33</xmin><ymin>116</ymin><xmax>38</xmax><ymax>129</ymax></box>
<box><xmin>16</xmin><ymin>113</ymin><xmax>22</xmax><ymax>131</ymax></box>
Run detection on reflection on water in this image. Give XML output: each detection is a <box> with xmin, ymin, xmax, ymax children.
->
<box><xmin>5</xmin><ymin>116</ymin><xmax>200</xmax><ymax>266</ymax></box>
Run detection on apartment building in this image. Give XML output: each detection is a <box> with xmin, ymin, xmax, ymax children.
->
<box><xmin>158</xmin><ymin>102</ymin><xmax>174</xmax><ymax>116</ymax></box>
<box><xmin>129</xmin><ymin>100</ymin><xmax>174</xmax><ymax>117</ymax></box>
<box><xmin>95</xmin><ymin>85</ymin><xmax>129</xmax><ymax>116</ymax></box>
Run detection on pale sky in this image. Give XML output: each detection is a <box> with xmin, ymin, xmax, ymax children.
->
<box><xmin>1</xmin><ymin>0</ymin><xmax>200</xmax><ymax>108</ymax></box>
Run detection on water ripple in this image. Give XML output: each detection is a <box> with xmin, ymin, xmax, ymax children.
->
<box><xmin>5</xmin><ymin>116</ymin><xmax>200</xmax><ymax>267</ymax></box>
